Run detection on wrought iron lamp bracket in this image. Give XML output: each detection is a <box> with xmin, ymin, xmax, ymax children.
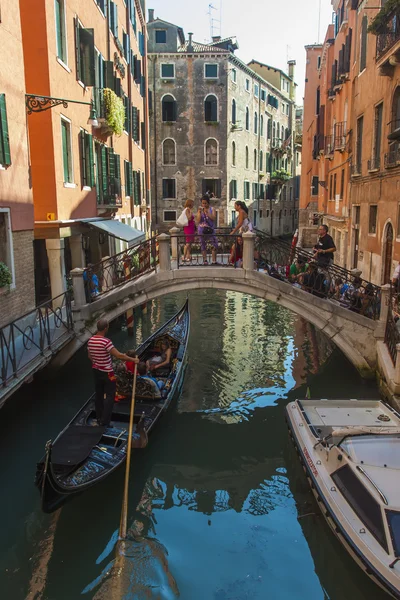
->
<box><xmin>26</xmin><ymin>94</ymin><xmax>92</xmax><ymax>115</ymax></box>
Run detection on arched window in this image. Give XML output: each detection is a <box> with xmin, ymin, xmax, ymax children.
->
<box><xmin>232</xmin><ymin>99</ymin><xmax>236</xmax><ymax>125</ymax></box>
<box><xmin>281</xmin><ymin>124</ymin><xmax>285</xmax><ymax>140</ymax></box>
<box><xmin>260</xmin><ymin>115</ymin><xmax>264</xmax><ymax>137</ymax></box>
<box><xmin>259</xmin><ymin>150</ymin><xmax>263</xmax><ymax>171</ymax></box>
<box><xmin>254</xmin><ymin>112</ymin><xmax>258</xmax><ymax>134</ymax></box>
<box><xmin>245</xmin><ymin>146</ymin><xmax>249</xmax><ymax>168</ymax></box>
<box><xmin>253</xmin><ymin>149</ymin><xmax>257</xmax><ymax>170</ymax></box>
<box><xmin>232</xmin><ymin>141</ymin><xmax>236</xmax><ymax>166</ymax></box>
<box><xmin>162</xmin><ymin>139</ymin><xmax>176</xmax><ymax>165</ymax></box>
<box><xmin>267</xmin><ymin>118</ymin><xmax>271</xmax><ymax>139</ymax></box>
<box><xmin>162</xmin><ymin>95</ymin><xmax>177</xmax><ymax>122</ymax></box>
<box><xmin>205</xmin><ymin>138</ymin><xmax>218</xmax><ymax>165</ymax></box>
<box><xmin>204</xmin><ymin>95</ymin><xmax>218</xmax><ymax>122</ymax></box>
<box><xmin>272</xmin><ymin>121</ymin><xmax>276</xmax><ymax>142</ymax></box>
<box><xmin>246</xmin><ymin>107</ymin><xmax>250</xmax><ymax>131</ymax></box>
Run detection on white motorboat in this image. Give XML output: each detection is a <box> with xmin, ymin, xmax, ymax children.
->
<box><xmin>286</xmin><ymin>399</ymin><xmax>400</xmax><ymax>598</ymax></box>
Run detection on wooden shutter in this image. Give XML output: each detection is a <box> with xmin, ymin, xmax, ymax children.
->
<box><xmin>80</xmin><ymin>130</ymin><xmax>87</xmax><ymax>186</ymax></box>
<box><xmin>0</xmin><ymin>94</ymin><xmax>11</xmax><ymax>166</ymax></box>
<box><xmin>114</xmin><ymin>77</ymin><xmax>122</xmax><ymax>97</ymax></box>
<box><xmin>105</xmin><ymin>61</ymin><xmax>114</xmax><ymax>90</ymax></box>
<box><xmin>141</xmin><ymin>122</ymin><xmax>145</xmax><ymax>150</ymax></box>
<box><xmin>128</xmin><ymin>167</ymin><xmax>133</xmax><ymax>198</ymax></box>
<box><xmin>86</xmin><ymin>133</ymin><xmax>94</xmax><ymax>187</ymax></box>
<box><xmin>111</xmin><ymin>2</ymin><xmax>118</xmax><ymax>37</ymax></box>
<box><xmin>135</xmin><ymin>59</ymin><xmax>141</xmax><ymax>83</ymax></box>
<box><xmin>344</xmin><ymin>28</ymin><xmax>352</xmax><ymax>73</ymax></box>
<box><xmin>106</xmin><ymin>147</ymin><xmax>115</xmax><ymax>200</ymax></box>
<box><xmin>140</xmin><ymin>75</ymin><xmax>145</xmax><ymax>98</ymax></box>
<box><xmin>124</xmin><ymin>96</ymin><xmax>130</xmax><ymax>133</ymax></box>
<box><xmin>75</xmin><ymin>17</ymin><xmax>81</xmax><ymax>82</ymax></box>
<box><xmin>114</xmin><ymin>153</ymin><xmax>121</xmax><ymax>198</ymax></box>
<box><xmin>132</xmin><ymin>106</ymin><xmax>138</xmax><ymax>141</ymax></box>
<box><xmin>101</xmin><ymin>145</ymin><xmax>108</xmax><ymax>199</ymax></box>
<box><xmin>360</xmin><ymin>16</ymin><xmax>367</xmax><ymax>72</ymax></box>
<box><xmin>79</xmin><ymin>28</ymin><xmax>95</xmax><ymax>86</ymax></box>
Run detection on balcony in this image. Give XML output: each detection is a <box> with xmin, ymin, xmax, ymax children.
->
<box><xmin>375</xmin><ymin>9</ymin><xmax>400</xmax><ymax>72</ymax></box>
<box><xmin>385</xmin><ymin>146</ymin><xmax>400</xmax><ymax>168</ymax></box>
<box><xmin>325</xmin><ymin>135</ymin><xmax>334</xmax><ymax>156</ymax></box>
<box><xmin>334</xmin><ymin>122</ymin><xmax>347</xmax><ymax>151</ymax></box>
<box><xmin>312</xmin><ymin>134</ymin><xmax>324</xmax><ymax>159</ymax></box>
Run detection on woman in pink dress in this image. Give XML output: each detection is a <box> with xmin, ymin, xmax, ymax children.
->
<box><xmin>183</xmin><ymin>199</ymin><xmax>196</xmax><ymax>262</ymax></box>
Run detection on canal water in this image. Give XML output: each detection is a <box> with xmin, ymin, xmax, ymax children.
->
<box><xmin>0</xmin><ymin>290</ymin><xmax>385</xmax><ymax>600</ymax></box>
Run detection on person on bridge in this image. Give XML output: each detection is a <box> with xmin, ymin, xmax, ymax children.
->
<box><xmin>230</xmin><ymin>201</ymin><xmax>253</xmax><ymax>235</ymax></box>
<box><xmin>183</xmin><ymin>199</ymin><xmax>196</xmax><ymax>262</ymax></box>
<box><xmin>87</xmin><ymin>318</ymin><xmax>139</xmax><ymax>426</ymax></box>
<box><xmin>196</xmin><ymin>195</ymin><xmax>218</xmax><ymax>265</ymax></box>
<box><xmin>313</xmin><ymin>225</ymin><xmax>336</xmax><ymax>267</ymax></box>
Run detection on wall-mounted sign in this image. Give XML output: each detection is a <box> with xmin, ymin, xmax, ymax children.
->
<box><xmin>47</xmin><ymin>213</ymin><xmax>56</xmax><ymax>221</ymax></box>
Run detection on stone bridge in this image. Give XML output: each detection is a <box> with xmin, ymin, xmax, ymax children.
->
<box><xmin>68</xmin><ymin>232</ymin><xmax>391</xmax><ymax>379</ymax></box>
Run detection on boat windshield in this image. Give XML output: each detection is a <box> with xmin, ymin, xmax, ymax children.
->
<box><xmin>340</xmin><ymin>434</ymin><xmax>400</xmax><ymax>470</ymax></box>
<box><xmin>386</xmin><ymin>511</ymin><xmax>400</xmax><ymax>557</ymax></box>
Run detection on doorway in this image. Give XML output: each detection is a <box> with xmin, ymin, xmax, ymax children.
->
<box><xmin>383</xmin><ymin>222</ymin><xmax>394</xmax><ymax>284</ymax></box>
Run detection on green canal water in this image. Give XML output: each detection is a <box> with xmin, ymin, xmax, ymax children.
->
<box><xmin>0</xmin><ymin>290</ymin><xmax>385</xmax><ymax>600</ymax></box>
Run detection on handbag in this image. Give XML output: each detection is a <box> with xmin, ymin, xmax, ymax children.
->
<box><xmin>176</xmin><ymin>209</ymin><xmax>188</xmax><ymax>227</ymax></box>
<box><xmin>202</xmin><ymin>226</ymin><xmax>213</xmax><ymax>235</ymax></box>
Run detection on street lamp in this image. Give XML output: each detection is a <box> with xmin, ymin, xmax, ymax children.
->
<box><xmin>25</xmin><ymin>94</ymin><xmax>98</xmax><ymax>127</ymax></box>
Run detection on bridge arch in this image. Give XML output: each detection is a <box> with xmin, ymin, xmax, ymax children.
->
<box><xmin>78</xmin><ymin>268</ymin><xmax>378</xmax><ymax>377</ymax></box>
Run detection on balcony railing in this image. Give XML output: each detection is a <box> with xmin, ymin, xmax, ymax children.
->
<box><xmin>376</xmin><ymin>12</ymin><xmax>400</xmax><ymax>60</ymax></box>
<box><xmin>384</xmin><ymin>146</ymin><xmax>400</xmax><ymax>168</ymax></box>
<box><xmin>325</xmin><ymin>135</ymin><xmax>334</xmax><ymax>155</ymax></box>
<box><xmin>388</xmin><ymin>118</ymin><xmax>400</xmax><ymax>141</ymax></box>
<box><xmin>334</xmin><ymin>122</ymin><xmax>347</xmax><ymax>150</ymax></box>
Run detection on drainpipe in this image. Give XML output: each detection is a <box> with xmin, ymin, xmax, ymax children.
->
<box><xmin>257</xmin><ymin>78</ymin><xmax>261</xmax><ymax>217</ymax></box>
<box><xmin>141</xmin><ymin>11</ymin><xmax>151</xmax><ymax>233</ymax></box>
<box><xmin>152</xmin><ymin>55</ymin><xmax>158</xmax><ymax>228</ymax></box>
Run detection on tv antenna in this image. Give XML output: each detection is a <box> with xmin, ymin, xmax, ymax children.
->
<box><xmin>207</xmin><ymin>2</ymin><xmax>221</xmax><ymax>42</ymax></box>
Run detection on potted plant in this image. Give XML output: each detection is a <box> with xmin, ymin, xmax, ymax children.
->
<box><xmin>368</xmin><ymin>0</ymin><xmax>400</xmax><ymax>35</ymax></box>
<box><xmin>271</xmin><ymin>169</ymin><xmax>291</xmax><ymax>184</ymax></box>
<box><xmin>102</xmin><ymin>88</ymin><xmax>125</xmax><ymax>136</ymax></box>
<box><xmin>0</xmin><ymin>262</ymin><xmax>12</xmax><ymax>288</ymax></box>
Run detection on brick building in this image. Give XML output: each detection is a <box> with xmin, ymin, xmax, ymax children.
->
<box><xmin>0</xmin><ymin>0</ymin><xmax>35</xmax><ymax>326</ymax></box>
<box><xmin>19</xmin><ymin>0</ymin><xmax>150</xmax><ymax>302</ymax></box>
<box><xmin>147</xmin><ymin>10</ymin><xmax>298</xmax><ymax>235</ymax></box>
<box><xmin>300</xmin><ymin>0</ymin><xmax>400</xmax><ymax>283</ymax></box>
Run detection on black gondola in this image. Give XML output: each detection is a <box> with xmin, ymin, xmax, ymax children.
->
<box><xmin>35</xmin><ymin>301</ymin><xmax>190</xmax><ymax>513</ymax></box>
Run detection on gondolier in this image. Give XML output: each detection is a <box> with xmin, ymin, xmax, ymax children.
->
<box><xmin>88</xmin><ymin>318</ymin><xmax>139</xmax><ymax>426</ymax></box>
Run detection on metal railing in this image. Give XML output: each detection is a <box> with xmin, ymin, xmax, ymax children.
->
<box><xmin>334</xmin><ymin>122</ymin><xmax>347</xmax><ymax>150</ymax></box>
<box><xmin>325</xmin><ymin>135</ymin><xmax>334</xmax><ymax>155</ymax></box>
<box><xmin>376</xmin><ymin>12</ymin><xmax>400</xmax><ymax>60</ymax></box>
<box><xmin>0</xmin><ymin>291</ymin><xmax>74</xmax><ymax>388</ymax></box>
<box><xmin>83</xmin><ymin>237</ymin><xmax>158</xmax><ymax>300</ymax></box>
<box><xmin>385</xmin><ymin>285</ymin><xmax>400</xmax><ymax>365</ymax></box>
<box><xmin>388</xmin><ymin>118</ymin><xmax>400</xmax><ymax>141</ymax></box>
<box><xmin>175</xmin><ymin>232</ymin><xmax>239</xmax><ymax>267</ymax></box>
<box><xmin>254</xmin><ymin>230</ymin><xmax>381</xmax><ymax>320</ymax></box>
<box><xmin>384</xmin><ymin>146</ymin><xmax>400</xmax><ymax>168</ymax></box>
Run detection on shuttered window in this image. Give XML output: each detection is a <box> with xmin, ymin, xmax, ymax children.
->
<box><xmin>162</xmin><ymin>178</ymin><xmax>176</xmax><ymax>199</ymax></box>
<box><xmin>244</xmin><ymin>181</ymin><xmax>250</xmax><ymax>200</ymax></box>
<box><xmin>110</xmin><ymin>1</ymin><xmax>118</xmax><ymax>37</ymax></box>
<box><xmin>311</xmin><ymin>176</ymin><xmax>319</xmax><ymax>195</ymax></box>
<box><xmin>80</xmin><ymin>130</ymin><xmax>94</xmax><ymax>187</ymax></box>
<box><xmin>55</xmin><ymin>0</ymin><xmax>67</xmax><ymax>63</ymax></box>
<box><xmin>139</xmin><ymin>31</ymin><xmax>145</xmax><ymax>56</ymax></box>
<box><xmin>123</xmin><ymin>95</ymin><xmax>130</xmax><ymax>133</ymax></box>
<box><xmin>122</xmin><ymin>31</ymin><xmax>130</xmax><ymax>63</ymax></box>
<box><xmin>128</xmin><ymin>0</ymin><xmax>136</xmax><ymax>33</ymax></box>
<box><xmin>132</xmin><ymin>106</ymin><xmax>139</xmax><ymax>141</ymax></box>
<box><xmin>0</xmin><ymin>94</ymin><xmax>11</xmax><ymax>167</ymax></box>
<box><xmin>134</xmin><ymin>171</ymin><xmax>141</xmax><ymax>205</ymax></box>
<box><xmin>202</xmin><ymin>179</ymin><xmax>221</xmax><ymax>197</ymax></box>
<box><xmin>229</xmin><ymin>180</ymin><xmax>237</xmax><ymax>200</ymax></box>
<box><xmin>75</xmin><ymin>19</ymin><xmax>95</xmax><ymax>86</ymax></box>
<box><xmin>360</xmin><ymin>16</ymin><xmax>367</xmax><ymax>72</ymax></box>
<box><xmin>61</xmin><ymin>118</ymin><xmax>73</xmax><ymax>183</ymax></box>
<box><xmin>141</xmin><ymin>122</ymin><xmax>145</xmax><ymax>150</ymax></box>
<box><xmin>124</xmin><ymin>160</ymin><xmax>133</xmax><ymax>196</ymax></box>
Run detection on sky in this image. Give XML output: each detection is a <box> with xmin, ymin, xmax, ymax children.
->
<box><xmin>147</xmin><ymin>0</ymin><xmax>333</xmax><ymax>103</ymax></box>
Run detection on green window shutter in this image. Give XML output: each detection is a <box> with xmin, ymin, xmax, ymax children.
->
<box><xmin>101</xmin><ymin>145</ymin><xmax>108</xmax><ymax>199</ymax></box>
<box><xmin>106</xmin><ymin>147</ymin><xmax>115</xmax><ymax>199</ymax></box>
<box><xmin>61</xmin><ymin>120</ymin><xmax>71</xmax><ymax>182</ymax></box>
<box><xmin>79</xmin><ymin>28</ymin><xmax>95</xmax><ymax>86</ymax></box>
<box><xmin>128</xmin><ymin>165</ymin><xmax>133</xmax><ymax>197</ymax></box>
<box><xmin>86</xmin><ymin>132</ymin><xmax>94</xmax><ymax>187</ymax></box>
<box><xmin>133</xmin><ymin>171</ymin><xmax>140</xmax><ymax>205</ymax></box>
<box><xmin>124</xmin><ymin>96</ymin><xmax>130</xmax><ymax>133</ymax></box>
<box><xmin>124</xmin><ymin>160</ymin><xmax>131</xmax><ymax>196</ymax></box>
<box><xmin>75</xmin><ymin>17</ymin><xmax>81</xmax><ymax>81</ymax></box>
<box><xmin>0</xmin><ymin>94</ymin><xmax>11</xmax><ymax>166</ymax></box>
<box><xmin>105</xmin><ymin>60</ymin><xmax>115</xmax><ymax>90</ymax></box>
<box><xmin>80</xmin><ymin>130</ymin><xmax>87</xmax><ymax>186</ymax></box>
<box><xmin>131</xmin><ymin>106</ymin><xmax>138</xmax><ymax>141</ymax></box>
<box><xmin>111</xmin><ymin>2</ymin><xmax>118</xmax><ymax>37</ymax></box>
<box><xmin>114</xmin><ymin>153</ymin><xmax>121</xmax><ymax>198</ymax></box>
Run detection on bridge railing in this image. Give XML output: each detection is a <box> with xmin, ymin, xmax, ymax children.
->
<box><xmin>83</xmin><ymin>237</ymin><xmax>158</xmax><ymax>301</ymax></box>
<box><xmin>174</xmin><ymin>231</ymin><xmax>240</xmax><ymax>267</ymax></box>
<box><xmin>0</xmin><ymin>291</ymin><xmax>74</xmax><ymax>388</ymax></box>
<box><xmin>384</xmin><ymin>284</ymin><xmax>400</xmax><ymax>366</ymax></box>
<box><xmin>254</xmin><ymin>230</ymin><xmax>381</xmax><ymax>320</ymax></box>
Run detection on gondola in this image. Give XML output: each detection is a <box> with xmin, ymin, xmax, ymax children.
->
<box><xmin>35</xmin><ymin>300</ymin><xmax>190</xmax><ymax>513</ymax></box>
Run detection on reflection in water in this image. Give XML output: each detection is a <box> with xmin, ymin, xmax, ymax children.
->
<box><xmin>0</xmin><ymin>290</ymin><xmax>384</xmax><ymax>600</ymax></box>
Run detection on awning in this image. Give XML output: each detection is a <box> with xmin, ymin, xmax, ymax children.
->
<box><xmin>86</xmin><ymin>219</ymin><xmax>145</xmax><ymax>245</ymax></box>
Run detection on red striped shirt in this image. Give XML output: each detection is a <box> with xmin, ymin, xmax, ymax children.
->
<box><xmin>88</xmin><ymin>335</ymin><xmax>114</xmax><ymax>372</ymax></box>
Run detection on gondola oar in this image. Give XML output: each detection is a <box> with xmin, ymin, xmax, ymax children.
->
<box><xmin>119</xmin><ymin>362</ymin><xmax>138</xmax><ymax>540</ymax></box>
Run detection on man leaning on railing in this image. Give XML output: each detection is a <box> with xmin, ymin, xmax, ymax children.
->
<box><xmin>313</xmin><ymin>224</ymin><xmax>336</xmax><ymax>267</ymax></box>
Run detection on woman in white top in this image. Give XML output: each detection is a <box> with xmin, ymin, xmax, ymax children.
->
<box><xmin>230</xmin><ymin>201</ymin><xmax>253</xmax><ymax>235</ymax></box>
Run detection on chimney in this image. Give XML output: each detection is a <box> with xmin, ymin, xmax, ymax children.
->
<box><xmin>212</xmin><ymin>35</ymin><xmax>221</xmax><ymax>43</ymax></box>
<box><xmin>188</xmin><ymin>32</ymin><xmax>193</xmax><ymax>52</ymax></box>
<box><xmin>287</xmin><ymin>60</ymin><xmax>296</xmax><ymax>101</ymax></box>
<box><xmin>148</xmin><ymin>8</ymin><xmax>154</xmax><ymax>22</ymax></box>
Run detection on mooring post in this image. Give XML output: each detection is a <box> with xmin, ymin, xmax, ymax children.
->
<box><xmin>70</xmin><ymin>268</ymin><xmax>86</xmax><ymax>309</ymax></box>
<box><xmin>379</xmin><ymin>284</ymin><xmax>391</xmax><ymax>324</ymax></box>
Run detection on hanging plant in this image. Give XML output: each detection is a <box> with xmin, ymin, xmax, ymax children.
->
<box><xmin>368</xmin><ymin>0</ymin><xmax>400</xmax><ymax>35</ymax></box>
<box><xmin>271</xmin><ymin>169</ymin><xmax>291</xmax><ymax>182</ymax></box>
<box><xmin>0</xmin><ymin>262</ymin><xmax>12</xmax><ymax>288</ymax></box>
<box><xmin>103</xmin><ymin>88</ymin><xmax>125</xmax><ymax>136</ymax></box>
